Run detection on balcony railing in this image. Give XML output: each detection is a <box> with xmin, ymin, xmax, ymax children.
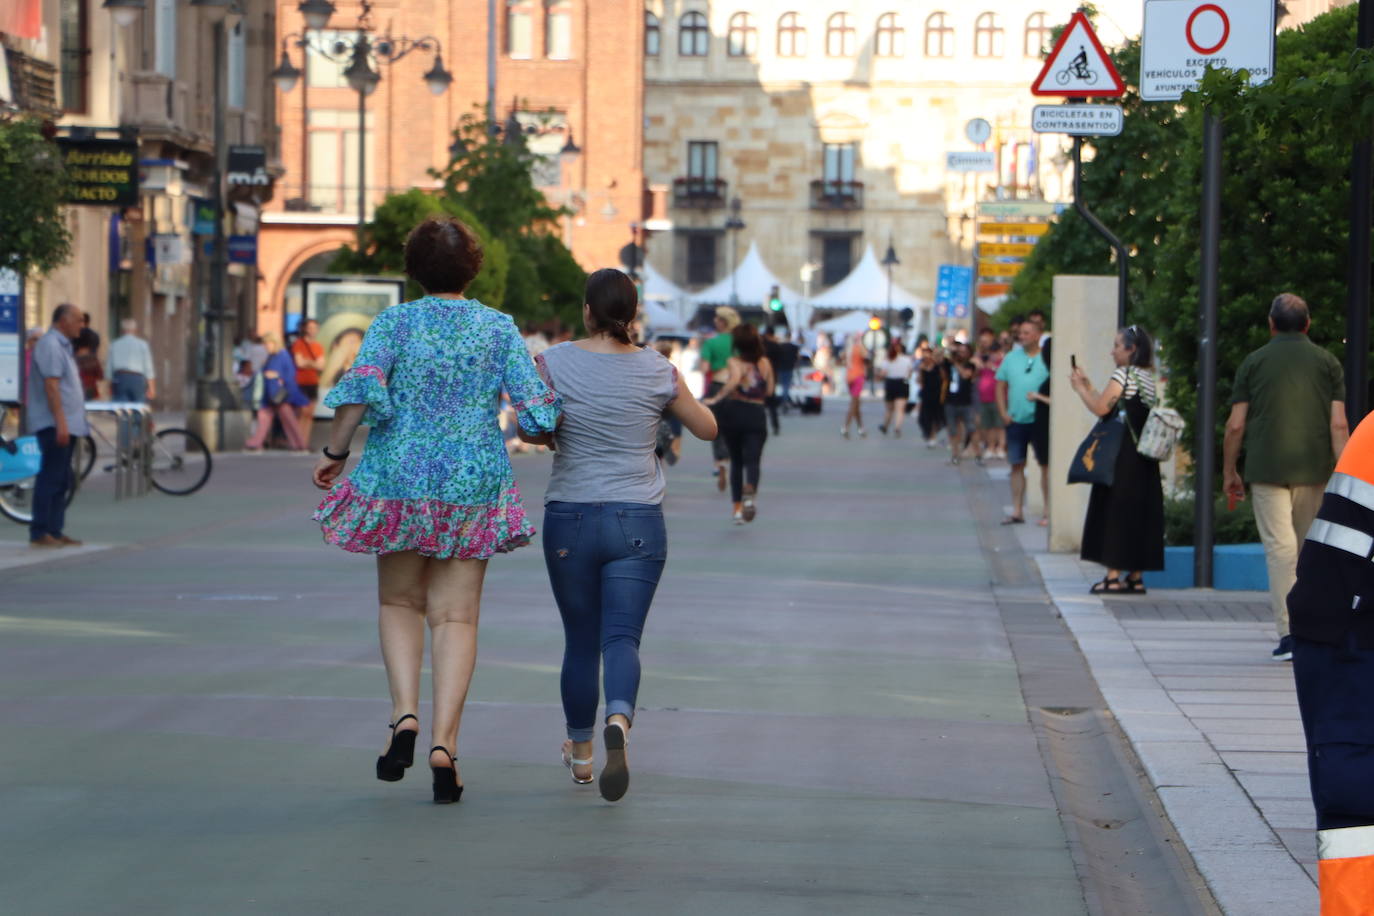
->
<box><xmin>673</xmin><ymin>176</ymin><xmax>728</xmax><ymax>209</ymax></box>
<box><xmin>811</xmin><ymin>179</ymin><xmax>864</xmax><ymax>210</ymax></box>
<box><xmin>4</xmin><ymin>48</ymin><xmax>60</xmax><ymax>117</ymax></box>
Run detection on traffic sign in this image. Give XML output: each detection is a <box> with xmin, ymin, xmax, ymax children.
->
<box><xmin>1140</xmin><ymin>0</ymin><xmax>1275</xmax><ymax>101</ymax></box>
<box><xmin>1031</xmin><ymin>104</ymin><xmax>1124</xmax><ymax>137</ymax></box>
<box><xmin>978</xmin><ymin>222</ymin><xmax>1050</xmax><ymax>237</ymax></box>
<box><xmin>946</xmin><ymin>151</ymin><xmax>996</xmax><ymax>173</ymax></box>
<box><xmin>980</xmin><ymin>242</ymin><xmax>1037</xmax><ymax>258</ymax></box>
<box><xmin>978</xmin><ymin>201</ymin><xmax>1064</xmax><ymax>219</ymax></box>
<box><xmin>1030</xmin><ymin>12</ymin><xmax>1126</xmax><ymax>98</ymax></box>
<box><xmin>935</xmin><ymin>264</ymin><xmax>974</xmax><ymax>319</ymax></box>
<box><xmin>965</xmin><ymin>118</ymin><xmax>992</xmax><ymax>145</ymax></box>
<box><xmin>978</xmin><ymin>261</ymin><xmax>1025</xmax><ymax>278</ymax></box>
<box><xmin>978</xmin><ymin>283</ymin><xmax>1011</xmax><ymax>297</ymax></box>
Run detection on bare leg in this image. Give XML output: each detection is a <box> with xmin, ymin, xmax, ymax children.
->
<box><xmin>1039</xmin><ymin>464</ymin><xmax>1050</xmax><ymax>525</ymax></box>
<box><xmin>425</xmin><ymin>557</ymin><xmax>489</xmax><ymax>775</ymax></box>
<box><xmin>376</xmin><ymin>552</ymin><xmax>428</xmax><ymax>749</ymax></box>
<box><xmin>275</xmin><ymin>404</ymin><xmax>309</xmax><ymax>451</ymax></box>
<box><xmin>1010</xmin><ymin>462</ymin><xmax>1027</xmax><ymax>519</ymax></box>
<box><xmin>297</xmin><ymin>403</ymin><xmax>316</xmax><ymax>446</ymax></box>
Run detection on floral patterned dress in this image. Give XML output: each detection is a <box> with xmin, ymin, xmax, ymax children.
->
<box><xmin>313</xmin><ymin>296</ymin><xmax>561</xmax><ymax>559</ymax></box>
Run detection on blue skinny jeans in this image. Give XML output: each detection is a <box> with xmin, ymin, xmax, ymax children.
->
<box><xmin>542</xmin><ymin>502</ymin><xmax>666</xmax><ymax>741</ymax></box>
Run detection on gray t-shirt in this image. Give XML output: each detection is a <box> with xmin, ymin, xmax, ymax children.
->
<box><xmin>26</xmin><ymin>328</ymin><xmax>89</xmax><ymax>436</ymax></box>
<box><xmin>538</xmin><ymin>342</ymin><xmax>679</xmax><ymax>505</ymax></box>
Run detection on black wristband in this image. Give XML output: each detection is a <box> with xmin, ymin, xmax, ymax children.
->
<box><xmin>322</xmin><ymin>446</ymin><xmax>350</xmax><ymax>461</ymax></box>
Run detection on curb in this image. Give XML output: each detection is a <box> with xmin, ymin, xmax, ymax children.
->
<box><xmin>1034</xmin><ymin>553</ymin><xmax>1316</xmax><ymax>915</ymax></box>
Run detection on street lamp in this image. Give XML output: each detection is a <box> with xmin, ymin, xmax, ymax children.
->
<box><xmin>101</xmin><ymin>0</ymin><xmax>145</xmax><ymax>27</ymax></box>
<box><xmin>881</xmin><ymin>239</ymin><xmax>899</xmax><ymax>330</ymax></box>
<box><xmin>725</xmin><ymin>197</ymin><xmax>745</xmax><ymax>306</ymax></box>
<box><xmin>274</xmin><ymin>0</ymin><xmax>452</xmax><ymax>250</ymax></box>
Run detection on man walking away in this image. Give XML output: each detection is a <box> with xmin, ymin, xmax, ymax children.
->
<box><xmin>26</xmin><ymin>304</ymin><xmax>88</xmax><ymax>548</ymax></box>
<box><xmin>995</xmin><ymin>320</ymin><xmax>1050</xmax><ymax>525</ymax></box>
<box><xmin>761</xmin><ymin>326</ymin><xmax>797</xmax><ymax>436</ymax></box>
<box><xmin>1224</xmin><ymin>293</ymin><xmax>1347</xmax><ymax>661</ymax></box>
<box><xmin>1288</xmin><ymin>409</ymin><xmax>1374</xmax><ymax>912</ymax></box>
<box><xmin>700</xmin><ymin>307</ymin><xmax>740</xmax><ymax>490</ymax></box>
<box><xmin>108</xmin><ymin>318</ymin><xmax>156</xmax><ymax>403</ymax></box>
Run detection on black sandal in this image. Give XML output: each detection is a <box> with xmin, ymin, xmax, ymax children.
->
<box><xmin>430</xmin><ymin>745</ymin><xmax>463</xmax><ymax>804</ymax></box>
<box><xmin>1000</xmin><ymin>516</ymin><xmax>1025</xmax><ymax>525</ymax></box>
<box><xmin>1122</xmin><ymin>576</ymin><xmax>1148</xmax><ymax>594</ymax></box>
<box><xmin>1089</xmin><ymin>576</ymin><xmax>1124</xmax><ymax>594</ymax></box>
<box><xmin>376</xmin><ymin>714</ymin><xmax>418</xmax><ymax>782</ymax></box>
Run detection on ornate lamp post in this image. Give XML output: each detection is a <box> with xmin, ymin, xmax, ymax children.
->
<box><xmin>724</xmin><ymin>197</ymin><xmax>745</xmax><ymax>306</ymax></box>
<box><xmin>270</xmin><ymin>0</ymin><xmax>452</xmax><ymax>251</ymax></box>
<box><xmin>881</xmin><ymin>239</ymin><xmax>899</xmax><ymax>331</ymax></box>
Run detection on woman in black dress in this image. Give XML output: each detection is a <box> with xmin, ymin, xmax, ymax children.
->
<box><xmin>1069</xmin><ymin>326</ymin><xmax>1165</xmax><ymax>593</ymax></box>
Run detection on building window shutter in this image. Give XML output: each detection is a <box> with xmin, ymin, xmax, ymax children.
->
<box><xmin>155</xmin><ymin>0</ymin><xmax>176</xmax><ymax>78</ymax></box>
<box><xmin>227</xmin><ymin>21</ymin><xmax>246</xmax><ymax>108</ymax></box>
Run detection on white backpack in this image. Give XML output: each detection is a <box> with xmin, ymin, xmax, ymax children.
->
<box><xmin>1126</xmin><ymin>367</ymin><xmax>1184</xmax><ymax>461</ymax></box>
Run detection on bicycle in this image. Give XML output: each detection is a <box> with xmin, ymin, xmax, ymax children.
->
<box><xmin>0</xmin><ymin>434</ymin><xmax>79</xmax><ymax>525</ymax></box>
<box><xmin>73</xmin><ymin>413</ymin><xmax>213</xmax><ymax>496</ymax></box>
<box><xmin>1055</xmin><ymin>47</ymin><xmax>1098</xmax><ymax>86</ymax></box>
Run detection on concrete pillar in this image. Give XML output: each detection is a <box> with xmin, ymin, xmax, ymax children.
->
<box><xmin>1048</xmin><ymin>275</ymin><xmax>1120</xmax><ymax>553</ymax></box>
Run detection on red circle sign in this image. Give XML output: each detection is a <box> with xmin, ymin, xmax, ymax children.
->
<box><xmin>1186</xmin><ymin>4</ymin><xmax>1230</xmax><ymax>56</ymax></box>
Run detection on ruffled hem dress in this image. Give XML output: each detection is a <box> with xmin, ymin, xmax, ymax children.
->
<box><xmin>312</xmin><ymin>297</ymin><xmax>561</xmax><ymax>559</ymax></box>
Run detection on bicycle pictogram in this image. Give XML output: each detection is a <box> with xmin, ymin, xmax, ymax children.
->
<box><xmin>1055</xmin><ymin>46</ymin><xmax>1099</xmax><ymax>86</ymax></box>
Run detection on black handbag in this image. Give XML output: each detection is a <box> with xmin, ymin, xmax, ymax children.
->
<box><xmin>1068</xmin><ymin>416</ymin><xmax>1124</xmax><ymax>486</ymax></box>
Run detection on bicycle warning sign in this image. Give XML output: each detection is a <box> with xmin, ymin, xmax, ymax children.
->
<box><xmin>1030</xmin><ymin>12</ymin><xmax>1126</xmax><ymax>98</ymax></box>
<box><xmin>1140</xmin><ymin>0</ymin><xmax>1274</xmax><ymax>101</ymax></box>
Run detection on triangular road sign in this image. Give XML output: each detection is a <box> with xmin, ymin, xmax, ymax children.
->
<box><xmin>1031</xmin><ymin>12</ymin><xmax>1126</xmax><ymax>98</ymax></box>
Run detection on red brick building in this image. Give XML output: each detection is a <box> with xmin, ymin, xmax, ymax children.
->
<box><xmin>259</xmin><ymin>0</ymin><xmax>645</xmax><ymax>336</ymax></box>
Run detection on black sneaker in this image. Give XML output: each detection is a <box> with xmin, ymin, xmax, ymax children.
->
<box><xmin>1272</xmin><ymin>635</ymin><xmax>1294</xmax><ymax>662</ymax></box>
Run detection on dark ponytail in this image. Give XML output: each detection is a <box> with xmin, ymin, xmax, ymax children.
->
<box><xmin>584</xmin><ymin>268</ymin><xmax>637</xmax><ymax>344</ymax></box>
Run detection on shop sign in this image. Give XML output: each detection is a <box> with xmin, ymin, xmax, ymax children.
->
<box><xmin>191</xmin><ymin>198</ymin><xmax>217</xmax><ymax>236</ymax></box>
<box><xmin>226</xmin><ymin>146</ymin><xmax>269</xmax><ymax>187</ymax></box>
<box><xmin>0</xmin><ymin>268</ymin><xmax>20</xmax><ymax>403</ymax></box>
<box><xmin>227</xmin><ymin>235</ymin><xmax>258</xmax><ymax>265</ymax></box>
<box><xmin>57</xmin><ymin>139</ymin><xmax>139</xmax><ymax>207</ymax></box>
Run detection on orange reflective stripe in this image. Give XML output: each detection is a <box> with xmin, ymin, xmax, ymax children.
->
<box><xmin>1319</xmin><ymin>857</ymin><xmax>1374</xmax><ymax>915</ymax></box>
<box><xmin>1335</xmin><ymin>412</ymin><xmax>1374</xmax><ymax>484</ymax></box>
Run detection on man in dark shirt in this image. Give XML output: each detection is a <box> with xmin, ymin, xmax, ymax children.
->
<box><xmin>762</xmin><ymin>326</ymin><xmax>799</xmax><ymax>435</ymax></box>
<box><xmin>1224</xmin><ymin>293</ymin><xmax>1348</xmax><ymax>661</ymax></box>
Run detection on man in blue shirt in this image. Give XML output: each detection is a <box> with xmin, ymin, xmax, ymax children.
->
<box><xmin>25</xmin><ymin>304</ymin><xmax>88</xmax><ymax>547</ymax></box>
<box><xmin>995</xmin><ymin>321</ymin><xmax>1051</xmax><ymax>525</ymax></box>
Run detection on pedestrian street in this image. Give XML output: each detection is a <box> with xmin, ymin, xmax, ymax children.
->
<box><xmin>0</xmin><ymin>414</ymin><xmax>1209</xmax><ymax>913</ymax></box>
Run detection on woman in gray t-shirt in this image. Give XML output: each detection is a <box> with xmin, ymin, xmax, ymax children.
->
<box><xmin>533</xmin><ymin>269</ymin><xmax>716</xmax><ymax>801</ymax></box>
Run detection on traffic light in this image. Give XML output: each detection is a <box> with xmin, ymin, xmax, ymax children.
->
<box><xmin>868</xmin><ymin>317</ymin><xmax>882</xmax><ymax>331</ymax></box>
<box><xmin>768</xmin><ymin>284</ymin><xmax>783</xmax><ymax>312</ymax></box>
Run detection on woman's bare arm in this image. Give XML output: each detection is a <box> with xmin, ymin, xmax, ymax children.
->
<box><xmin>667</xmin><ymin>373</ymin><xmax>718</xmax><ymax>440</ymax></box>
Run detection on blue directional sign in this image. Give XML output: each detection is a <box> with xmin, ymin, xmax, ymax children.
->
<box><xmin>935</xmin><ymin>265</ymin><xmax>973</xmax><ymax>319</ymax></box>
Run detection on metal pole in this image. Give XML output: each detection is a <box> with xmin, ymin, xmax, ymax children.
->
<box><xmin>729</xmin><ymin>230</ymin><xmax>738</xmax><ymax>305</ymax></box>
<box><xmin>1346</xmin><ymin>0</ymin><xmax>1374</xmax><ymax>425</ymax></box>
<box><xmin>1072</xmin><ymin>137</ymin><xmax>1129</xmax><ymax>328</ymax></box>
<box><xmin>486</xmin><ymin>0</ymin><xmax>496</xmax><ymax>129</ymax></box>
<box><xmin>205</xmin><ymin>20</ymin><xmax>228</xmax><ymax>450</ymax></box>
<box><xmin>357</xmin><ymin>77</ymin><xmax>366</xmax><ymax>252</ymax></box>
<box><xmin>1194</xmin><ymin>111</ymin><xmax>1224</xmax><ymax>589</ymax></box>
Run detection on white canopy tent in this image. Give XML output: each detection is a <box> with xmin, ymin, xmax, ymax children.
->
<box><xmin>640</xmin><ymin>260</ymin><xmax>691</xmax><ymax>324</ymax></box>
<box><xmin>808</xmin><ymin>246</ymin><xmax>930</xmax><ymax>323</ymax></box>
<box><xmin>812</xmin><ymin>311</ymin><xmax>875</xmax><ymax>341</ymax></box>
<box><xmin>640</xmin><ymin>298</ymin><xmax>685</xmax><ymax>334</ymax></box>
<box><xmin>688</xmin><ymin>242</ymin><xmax>802</xmax><ymax>322</ymax></box>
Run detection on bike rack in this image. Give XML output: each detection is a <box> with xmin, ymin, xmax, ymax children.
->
<box><xmin>88</xmin><ymin>403</ymin><xmax>153</xmax><ymax>501</ymax></box>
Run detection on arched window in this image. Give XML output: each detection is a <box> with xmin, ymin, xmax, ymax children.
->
<box><xmin>1023</xmin><ymin>12</ymin><xmax>1050</xmax><ymax>58</ymax></box>
<box><xmin>923</xmin><ymin>12</ymin><xmax>953</xmax><ymax>58</ymax></box>
<box><xmin>974</xmin><ymin>12</ymin><xmax>1003</xmax><ymax>58</ymax></box>
<box><xmin>727</xmin><ymin>12</ymin><xmax>757</xmax><ymax>57</ymax></box>
<box><xmin>679</xmin><ymin>11</ymin><xmax>709</xmax><ymax>56</ymax></box>
<box><xmin>545</xmin><ymin>0</ymin><xmax>572</xmax><ymax>59</ymax></box>
<box><xmin>645</xmin><ymin>11</ymin><xmax>660</xmax><ymax>57</ymax></box>
<box><xmin>506</xmin><ymin>0</ymin><xmax>533</xmax><ymax>59</ymax></box>
<box><xmin>777</xmin><ymin>12</ymin><xmax>806</xmax><ymax>58</ymax></box>
<box><xmin>874</xmin><ymin>12</ymin><xmax>904</xmax><ymax>58</ymax></box>
<box><xmin>826</xmin><ymin>12</ymin><xmax>855</xmax><ymax>57</ymax></box>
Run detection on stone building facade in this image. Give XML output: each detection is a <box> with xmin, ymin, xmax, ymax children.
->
<box><xmin>259</xmin><ymin>0</ymin><xmax>645</xmax><ymax>337</ymax></box>
<box><xmin>2</xmin><ymin>0</ymin><xmax>279</xmax><ymax>414</ymax></box>
<box><xmin>642</xmin><ymin>1</ymin><xmax>1145</xmax><ymax>315</ymax></box>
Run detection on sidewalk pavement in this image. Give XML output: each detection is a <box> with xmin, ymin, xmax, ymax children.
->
<box><xmin>1002</xmin><ymin>515</ymin><xmax>1317</xmax><ymax>914</ymax></box>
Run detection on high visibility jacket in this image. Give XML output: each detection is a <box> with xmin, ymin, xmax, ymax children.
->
<box><xmin>1289</xmin><ymin>411</ymin><xmax>1374</xmax><ymax>649</ymax></box>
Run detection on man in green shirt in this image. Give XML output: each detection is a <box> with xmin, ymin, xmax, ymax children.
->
<box><xmin>700</xmin><ymin>306</ymin><xmax>739</xmax><ymax>490</ymax></box>
<box><xmin>1224</xmin><ymin>293</ymin><xmax>1350</xmax><ymax>661</ymax></box>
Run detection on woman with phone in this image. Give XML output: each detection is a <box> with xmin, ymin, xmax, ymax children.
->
<box><xmin>1068</xmin><ymin>326</ymin><xmax>1166</xmax><ymax>593</ymax></box>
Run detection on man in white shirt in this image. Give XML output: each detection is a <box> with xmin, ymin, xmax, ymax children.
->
<box><xmin>107</xmin><ymin>318</ymin><xmax>156</xmax><ymax>403</ymax></box>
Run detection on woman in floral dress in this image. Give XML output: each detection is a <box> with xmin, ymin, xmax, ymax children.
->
<box><xmin>311</xmin><ymin>217</ymin><xmax>560</xmax><ymax>804</ymax></box>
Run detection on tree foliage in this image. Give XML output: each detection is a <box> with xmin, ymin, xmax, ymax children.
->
<box><xmin>0</xmin><ymin>118</ymin><xmax>72</xmax><ymax>275</ymax></box>
<box><xmin>1001</xmin><ymin>6</ymin><xmax>1374</xmax><ymax>453</ymax></box>
<box><xmin>332</xmin><ymin>108</ymin><xmax>587</xmax><ymax>328</ymax></box>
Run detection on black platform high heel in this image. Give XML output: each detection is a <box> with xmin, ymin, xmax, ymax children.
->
<box><xmin>375</xmin><ymin>714</ymin><xmax>418</xmax><ymax>782</ymax></box>
<box><xmin>430</xmin><ymin>745</ymin><xmax>463</xmax><ymax>804</ymax></box>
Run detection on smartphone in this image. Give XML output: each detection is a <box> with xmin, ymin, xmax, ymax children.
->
<box><xmin>1070</xmin><ymin>354</ymin><xmax>1078</xmax><ymax>370</ymax></box>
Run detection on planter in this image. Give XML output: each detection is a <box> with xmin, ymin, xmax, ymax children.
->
<box><xmin>1142</xmin><ymin>544</ymin><xmax>1268</xmax><ymax>591</ymax></box>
